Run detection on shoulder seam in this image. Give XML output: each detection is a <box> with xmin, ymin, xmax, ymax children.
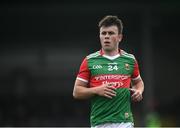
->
<box><xmin>87</xmin><ymin>51</ymin><xmax>100</xmax><ymax>59</ymax></box>
<box><xmin>121</xmin><ymin>50</ymin><xmax>135</xmax><ymax>60</ymax></box>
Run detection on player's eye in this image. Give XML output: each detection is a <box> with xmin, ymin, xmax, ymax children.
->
<box><xmin>108</xmin><ymin>31</ymin><xmax>115</xmax><ymax>35</ymax></box>
<box><xmin>101</xmin><ymin>31</ymin><xmax>107</xmax><ymax>35</ymax></box>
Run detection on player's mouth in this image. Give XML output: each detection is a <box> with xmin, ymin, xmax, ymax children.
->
<box><xmin>104</xmin><ymin>41</ymin><xmax>111</xmax><ymax>45</ymax></box>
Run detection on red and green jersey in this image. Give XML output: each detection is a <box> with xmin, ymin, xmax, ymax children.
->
<box><xmin>76</xmin><ymin>49</ymin><xmax>141</xmax><ymax>126</ymax></box>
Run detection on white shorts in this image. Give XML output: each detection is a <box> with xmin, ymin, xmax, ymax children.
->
<box><xmin>92</xmin><ymin>122</ymin><xmax>134</xmax><ymax>128</ymax></box>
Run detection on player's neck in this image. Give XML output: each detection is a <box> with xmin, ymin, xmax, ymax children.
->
<box><xmin>103</xmin><ymin>49</ymin><xmax>119</xmax><ymax>56</ymax></box>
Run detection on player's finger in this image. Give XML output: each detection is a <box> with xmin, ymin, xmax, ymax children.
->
<box><xmin>132</xmin><ymin>94</ymin><xmax>142</xmax><ymax>102</ymax></box>
<box><xmin>104</xmin><ymin>93</ymin><xmax>113</xmax><ymax>99</ymax></box>
<box><xmin>131</xmin><ymin>91</ymin><xmax>138</xmax><ymax>98</ymax></box>
<box><xmin>105</xmin><ymin>91</ymin><xmax>116</xmax><ymax>97</ymax></box>
<box><xmin>137</xmin><ymin>96</ymin><xmax>142</xmax><ymax>101</ymax></box>
<box><xmin>132</xmin><ymin>93</ymin><xmax>139</xmax><ymax>101</ymax></box>
<box><xmin>132</xmin><ymin>92</ymin><xmax>141</xmax><ymax>99</ymax></box>
<box><xmin>107</xmin><ymin>85</ymin><xmax>116</xmax><ymax>91</ymax></box>
<box><xmin>105</xmin><ymin>88</ymin><xmax>116</xmax><ymax>95</ymax></box>
<box><xmin>132</xmin><ymin>95</ymin><xmax>139</xmax><ymax>101</ymax></box>
<box><xmin>129</xmin><ymin>88</ymin><xmax>136</xmax><ymax>93</ymax></box>
<box><xmin>134</xmin><ymin>96</ymin><xmax>142</xmax><ymax>102</ymax></box>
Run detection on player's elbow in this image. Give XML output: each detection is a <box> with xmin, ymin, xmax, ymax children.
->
<box><xmin>73</xmin><ymin>88</ymin><xmax>81</xmax><ymax>99</ymax></box>
<box><xmin>73</xmin><ymin>91</ymin><xmax>78</xmax><ymax>99</ymax></box>
<box><xmin>73</xmin><ymin>92</ymin><xmax>83</xmax><ymax>99</ymax></box>
<box><xmin>73</xmin><ymin>88</ymin><xmax>87</xmax><ymax>100</ymax></box>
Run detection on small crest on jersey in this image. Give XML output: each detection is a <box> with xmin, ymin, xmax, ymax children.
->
<box><xmin>125</xmin><ymin>112</ymin><xmax>129</xmax><ymax>118</ymax></box>
<box><xmin>125</xmin><ymin>63</ymin><xmax>130</xmax><ymax>70</ymax></box>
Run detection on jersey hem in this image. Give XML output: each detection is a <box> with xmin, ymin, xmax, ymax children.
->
<box><xmin>91</xmin><ymin>120</ymin><xmax>134</xmax><ymax>127</ymax></box>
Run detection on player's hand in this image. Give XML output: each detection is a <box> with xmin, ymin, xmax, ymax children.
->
<box><xmin>95</xmin><ymin>83</ymin><xmax>116</xmax><ymax>99</ymax></box>
<box><xmin>129</xmin><ymin>88</ymin><xmax>143</xmax><ymax>102</ymax></box>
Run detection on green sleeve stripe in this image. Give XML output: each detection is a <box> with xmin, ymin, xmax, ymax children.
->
<box><xmin>121</xmin><ymin>50</ymin><xmax>135</xmax><ymax>60</ymax></box>
<box><xmin>87</xmin><ymin>51</ymin><xmax>101</xmax><ymax>59</ymax></box>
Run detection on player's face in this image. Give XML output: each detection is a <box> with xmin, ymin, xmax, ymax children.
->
<box><xmin>100</xmin><ymin>25</ymin><xmax>122</xmax><ymax>52</ymax></box>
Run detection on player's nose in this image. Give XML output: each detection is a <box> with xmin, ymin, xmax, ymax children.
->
<box><xmin>105</xmin><ymin>35</ymin><xmax>110</xmax><ymax>39</ymax></box>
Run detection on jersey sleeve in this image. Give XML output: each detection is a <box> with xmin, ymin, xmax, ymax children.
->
<box><xmin>76</xmin><ymin>57</ymin><xmax>90</xmax><ymax>83</ymax></box>
<box><xmin>131</xmin><ymin>59</ymin><xmax>141</xmax><ymax>81</ymax></box>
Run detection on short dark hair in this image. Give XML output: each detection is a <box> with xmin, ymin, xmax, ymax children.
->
<box><xmin>98</xmin><ymin>15</ymin><xmax>123</xmax><ymax>34</ymax></box>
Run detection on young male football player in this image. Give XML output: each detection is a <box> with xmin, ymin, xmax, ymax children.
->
<box><xmin>73</xmin><ymin>15</ymin><xmax>144</xmax><ymax>128</ymax></box>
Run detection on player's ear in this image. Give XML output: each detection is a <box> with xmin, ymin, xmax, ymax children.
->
<box><xmin>118</xmin><ymin>34</ymin><xmax>123</xmax><ymax>42</ymax></box>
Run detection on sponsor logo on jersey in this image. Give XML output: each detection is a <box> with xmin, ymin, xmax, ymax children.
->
<box><xmin>94</xmin><ymin>74</ymin><xmax>130</xmax><ymax>81</ymax></box>
<box><xmin>102</xmin><ymin>81</ymin><xmax>124</xmax><ymax>88</ymax></box>
<box><xmin>91</xmin><ymin>74</ymin><xmax>131</xmax><ymax>88</ymax></box>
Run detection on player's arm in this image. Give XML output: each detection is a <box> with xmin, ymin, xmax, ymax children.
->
<box><xmin>73</xmin><ymin>79</ymin><xmax>116</xmax><ymax>99</ymax></box>
<box><xmin>73</xmin><ymin>79</ymin><xmax>95</xmax><ymax>99</ymax></box>
<box><xmin>73</xmin><ymin>57</ymin><xmax>116</xmax><ymax>100</ymax></box>
<box><xmin>130</xmin><ymin>59</ymin><xmax>144</xmax><ymax>102</ymax></box>
<box><xmin>130</xmin><ymin>77</ymin><xmax>144</xmax><ymax>102</ymax></box>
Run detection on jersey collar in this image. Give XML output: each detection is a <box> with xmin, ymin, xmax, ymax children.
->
<box><xmin>100</xmin><ymin>49</ymin><xmax>121</xmax><ymax>60</ymax></box>
<box><xmin>100</xmin><ymin>49</ymin><xmax>121</xmax><ymax>56</ymax></box>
